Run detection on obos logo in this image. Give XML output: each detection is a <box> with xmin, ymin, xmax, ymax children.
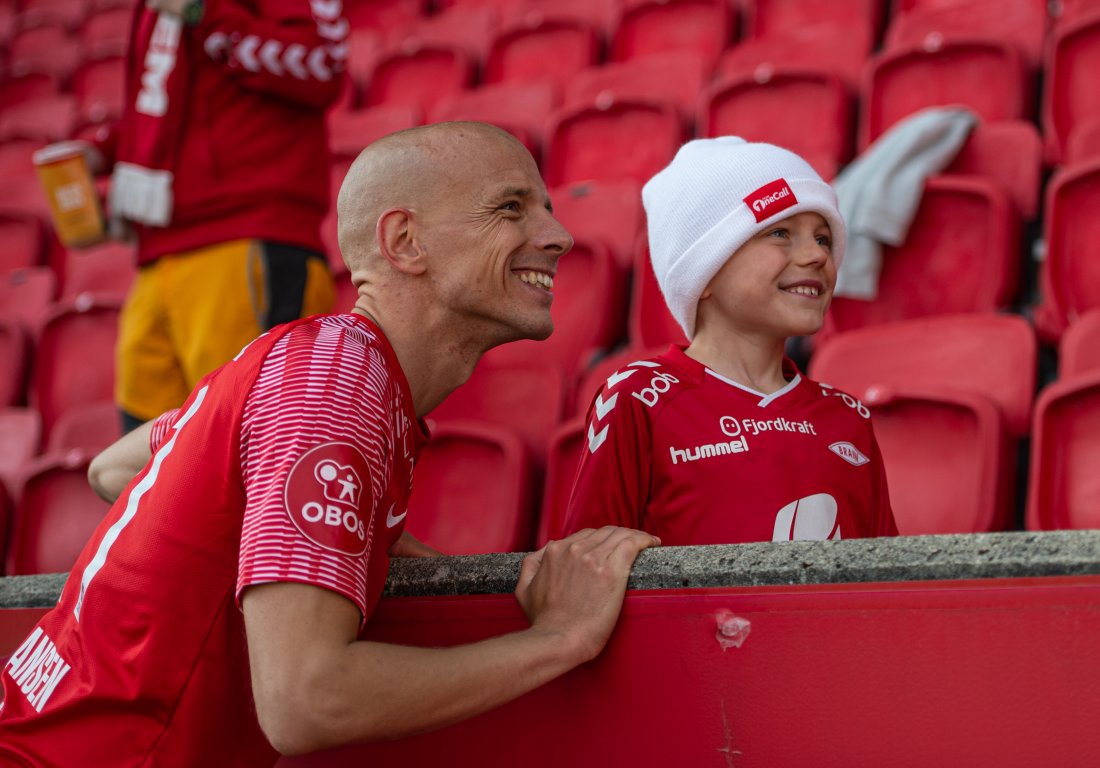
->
<box><xmin>285</xmin><ymin>442</ymin><xmax>371</xmax><ymax>556</ymax></box>
<box><xmin>744</xmin><ymin>178</ymin><xmax>798</xmax><ymax>223</ymax></box>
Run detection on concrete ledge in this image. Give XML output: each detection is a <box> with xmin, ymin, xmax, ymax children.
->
<box><xmin>3</xmin><ymin>530</ymin><xmax>1100</xmax><ymax>608</ymax></box>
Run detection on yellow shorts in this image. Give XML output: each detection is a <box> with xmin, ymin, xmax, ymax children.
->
<box><xmin>116</xmin><ymin>238</ymin><xmax>334</xmax><ymax>422</ymax></box>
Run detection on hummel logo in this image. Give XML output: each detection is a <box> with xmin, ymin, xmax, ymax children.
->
<box><xmin>594</xmin><ymin>392</ymin><xmax>618</xmax><ymax>419</ymax></box>
<box><xmin>588</xmin><ymin>423</ymin><xmax>610</xmax><ymax>453</ymax></box>
<box><xmin>386</xmin><ymin>503</ymin><xmax>408</xmax><ymax>528</ymax></box>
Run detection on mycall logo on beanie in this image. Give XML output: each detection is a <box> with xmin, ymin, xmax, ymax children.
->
<box><xmin>744</xmin><ymin>178</ymin><xmax>798</xmax><ymax>223</ymax></box>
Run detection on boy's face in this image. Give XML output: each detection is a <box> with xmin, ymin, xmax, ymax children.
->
<box><xmin>698</xmin><ymin>211</ymin><xmax>836</xmax><ymax>341</ymax></box>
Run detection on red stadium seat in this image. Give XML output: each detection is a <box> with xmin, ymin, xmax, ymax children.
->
<box><xmin>406</xmin><ymin>420</ymin><xmax>535</xmax><ymax>554</ymax></box>
<box><xmin>1065</xmin><ymin>116</ymin><xmax>1100</xmax><ymax>164</ymax></box>
<box><xmin>610</xmin><ymin>0</ymin><xmax>737</xmax><ymax>68</ymax></box>
<box><xmin>0</xmin><ymin>71</ymin><xmax>60</xmax><ymax>111</ymax></box>
<box><xmin>45</xmin><ymin>400</ymin><xmax>119</xmax><ymax>453</ymax></box>
<box><xmin>628</xmin><ymin>239</ymin><xmax>688</xmax><ymax>349</ymax></box>
<box><xmin>548</xmin><ymin>179</ymin><xmax>643</xmax><ymax>272</ymax></box>
<box><xmin>716</xmin><ymin>28</ymin><xmax>871</xmax><ymax>93</ymax></box>
<box><xmin>6</xmin><ymin>449</ymin><xmax>110</xmax><ymax>576</ymax></box>
<box><xmin>699</xmin><ymin>67</ymin><xmax>853</xmax><ymax>181</ymax></box>
<box><xmin>72</xmin><ymin>56</ymin><xmax>126</xmax><ymax>129</ymax></box>
<box><xmin>543</xmin><ymin>98</ymin><xmax>684</xmax><ymax>187</ymax></box>
<box><xmin>483</xmin><ymin>10</ymin><xmax>602</xmax><ymax>92</ymax></box>
<box><xmin>825</xmin><ymin>176</ymin><xmax>1020</xmax><ymax>336</ymax></box>
<box><xmin>0</xmin><ymin>95</ymin><xmax>79</xmax><ymax>143</ymax></box>
<box><xmin>944</xmin><ymin>119</ymin><xmax>1042</xmax><ymax>220</ymax></box>
<box><xmin>564</xmin><ymin>50</ymin><xmax>709</xmax><ymax>119</ymax></box>
<box><xmin>0</xmin><ymin>483</ymin><xmax>10</xmax><ymax>573</ymax></box>
<box><xmin>480</xmin><ymin>237</ymin><xmax>627</xmax><ymax>376</ymax></box>
<box><xmin>0</xmin><ymin>408</ymin><xmax>42</xmax><ymax>495</ymax></box>
<box><xmin>0</xmin><ymin>141</ymin><xmax>43</xmax><ymax>187</ymax></box>
<box><xmin>16</xmin><ymin>0</ymin><xmax>87</xmax><ymax>30</ymax></box>
<box><xmin>80</xmin><ymin>7</ymin><xmax>131</xmax><ymax>59</ymax></box>
<box><xmin>388</xmin><ymin>5</ymin><xmax>498</xmax><ymax>56</ymax></box>
<box><xmin>1043</xmin><ymin>12</ymin><xmax>1100</xmax><ymax>164</ymax></box>
<box><xmin>1061</xmin><ymin>308</ymin><xmax>1100</xmax><ymax>378</ymax></box>
<box><xmin>327</xmin><ymin>103</ymin><xmax>421</xmax><ymax>158</ymax></box>
<box><xmin>0</xmin><ymin>267</ymin><xmax>56</xmax><ymax>339</ymax></box>
<box><xmin>1034</xmin><ymin>158</ymin><xmax>1100</xmax><ymax>342</ymax></box>
<box><xmin>860</xmin><ymin>39</ymin><xmax>1030</xmax><ymax>150</ymax></box>
<box><xmin>864</xmin><ymin>386</ymin><xmax>1013</xmax><ymax>534</ymax></box>
<box><xmin>363</xmin><ymin>44</ymin><xmax>476</xmax><ymax>112</ymax></box>
<box><xmin>537</xmin><ymin>416</ymin><xmax>584</xmax><ymax>547</ymax></box>
<box><xmin>429</xmin><ymin>80</ymin><xmax>558</xmax><ymax>160</ymax></box>
<box><xmin>345</xmin><ymin>0</ymin><xmax>426</xmax><ymax>38</ymax></box>
<box><xmin>8</xmin><ymin>25</ymin><xmax>81</xmax><ymax>81</ymax></box>
<box><xmin>884</xmin><ymin>0</ymin><xmax>1048</xmax><ymax>72</ymax></box>
<box><xmin>58</xmin><ymin>240</ymin><xmax>136</xmax><ymax>300</ymax></box>
<box><xmin>0</xmin><ymin>321</ymin><xmax>29</xmax><ymax>408</ymax></box>
<box><xmin>0</xmin><ymin>209</ymin><xmax>48</xmax><ymax>275</ymax></box>
<box><xmin>31</xmin><ymin>294</ymin><xmax>122</xmax><ymax>441</ymax></box>
<box><xmin>428</xmin><ymin>362</ymin><xmax>567</xmax><ymax>468</ymax></box>
<box><xmin>344</xmin><ymin>27</ymin><xmax>384</xmax><ymax>104</ymax></box>
<box><xmin>748</xmin><ymin>0</ymin><xmax>884</xmax><ymax>44</ymax></box>
<box><xmin>1052</xmin><ymin>0</ymin><xmax>1100</xmax><ymax>27</ymax></box>
<box><xmin>1026</xmin><ymin>370</ymin><xmax>1100</xmax><ymax>531</ymax></box>
<box><xmin>809</xmin><ymin>313</ymin><xmax>1038</xmax><ymax>438</ymax></box>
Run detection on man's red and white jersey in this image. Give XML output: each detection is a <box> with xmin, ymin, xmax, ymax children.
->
<box><xmin>562</xmin><ymin>346</ymin><xmax>897</xmax><ymax>545</ymax></box>
<box><xmin>0</xmin><ymin>313</ymin><xmax>427</xmax><ymax>767</ymax></box>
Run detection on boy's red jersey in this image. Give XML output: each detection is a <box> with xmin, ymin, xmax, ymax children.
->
<box><xmin>563</xmin><ymin>346</ymin><xmax>897</xmax><ymax>545</ymax></box>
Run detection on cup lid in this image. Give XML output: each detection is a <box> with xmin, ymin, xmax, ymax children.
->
<box><xmin>33</xmin><ymin>143</ymin><xmax>85</xmax><ymax>165</ymax></box>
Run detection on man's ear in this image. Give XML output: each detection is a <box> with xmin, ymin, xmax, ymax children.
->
<box><xmin>377</xmin><ymin>207</ymin><xmax>428</xmax><ymax>275</ymax></box>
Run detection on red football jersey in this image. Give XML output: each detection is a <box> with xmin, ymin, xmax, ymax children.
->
<box><xmin>0</xmin><ymin>314</ymin><xmax>427</xmax><ymax>767</ymax></box>
<box><xmin>562</xmin><ymin>346</ymin><xmax>897</xmax><ymax>545</ymax></box>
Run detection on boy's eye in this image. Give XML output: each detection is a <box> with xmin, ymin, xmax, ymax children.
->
<box><xmin>816</xmin><ymin>235</ymin><xmax>832</xmax><ymax>248</ymax></box>
<box><xmin>767</xmin><ymin>228</ymin><xmax>788</xmax><ymax>238</ymax></box>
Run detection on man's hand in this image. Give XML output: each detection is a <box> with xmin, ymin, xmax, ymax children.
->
<box><xmin>145</xmin><ymin>0</ymin><xmax>189</xmax><ymax>17</ymax></box>
<box><xmin>514</xmin><ymin>527</ymin><xmax>660</xmax><ymax>664</ymax></box>
<box><xmin>389</xmin><ymin>530</ymin><xmax>441</xmax><ymax>558</ymax></box>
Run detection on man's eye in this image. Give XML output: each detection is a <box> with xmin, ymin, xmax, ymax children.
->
<box><xmin>500</xmin><ymin>201</ymin><xmax>520</xmax><ymax>212</ymax></box>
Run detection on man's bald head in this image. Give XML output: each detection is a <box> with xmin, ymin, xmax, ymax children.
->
<box><xmin>336</xmin><ymin>122</ymin><xmax>532</xmax><ymax>275</ymax></box>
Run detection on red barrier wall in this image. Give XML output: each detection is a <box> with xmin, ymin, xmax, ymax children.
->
<box><xmin>3</xmin><ymin>577</ymin><xmax>1098</xmax><ymax>766</ymax></box>
<box><xmin>287</xmin><ymin>577</ymin><xmax>1100</xmax><ymax>768</ymax></box>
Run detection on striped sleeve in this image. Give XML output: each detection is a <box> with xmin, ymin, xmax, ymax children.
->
<box><xmin>148</xmin><ymin>409</ymin><xmax>180</xmax><ymax>453</ymax></box>
<box><xmin>236</xmin><ymin>317</ymin><xmax>395</xmax><ymax>618</ymax></box>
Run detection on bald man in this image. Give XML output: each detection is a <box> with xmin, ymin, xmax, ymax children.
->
<box><xmin>0</xmin><ymin>123</ymin><xmax>660</xmax><ymax>767</ymax></box>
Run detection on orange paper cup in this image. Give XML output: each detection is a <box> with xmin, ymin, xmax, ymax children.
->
<box><xmin>33</xmin><ymin>144</ymin><xmax>106</xmax><ymax>247</ymax></box>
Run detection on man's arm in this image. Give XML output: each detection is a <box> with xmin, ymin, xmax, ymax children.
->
<box><xmin>147</xmin><ymin>0</ymin><xmax>348</xmax><ymax>110</ymax></box>
<box><xmin>87</xmin><ymin>419</ymin><xmax>157</xmax><ymax>503</ymax></box>
<box><xmin>242</xmin><ymin>526</ymin><xmax>659</xmax><ymax>756</ymax></box>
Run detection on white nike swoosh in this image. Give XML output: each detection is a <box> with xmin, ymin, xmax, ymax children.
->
<box><xmin>386</xmin><ymin>503</ymin><xmax>407</xmax><ymax>528</ymax></box>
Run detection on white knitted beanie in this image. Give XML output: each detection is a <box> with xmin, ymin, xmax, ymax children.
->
<box><xmin>642</xmin><ymin>137</ymin><xmax>846</xmax><ymax>340</ymax></box>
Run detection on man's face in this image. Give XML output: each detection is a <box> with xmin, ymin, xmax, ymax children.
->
<box><xmin>699</xmin><ymin>211</ymin><xmax>837</xmax><ymax>341</ymax></box>
<box><xmin>418</xmin><ymin>136</ymin><xmax>573</xmax><ymax>346</ymax></box>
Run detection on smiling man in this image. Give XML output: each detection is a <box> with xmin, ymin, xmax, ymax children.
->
<box><xmin>0</xmin><ymin>122</ymin><xmax>660</xmax><ymax>767</ymax></box>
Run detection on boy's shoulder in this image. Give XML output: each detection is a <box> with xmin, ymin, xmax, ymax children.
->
<box><xmin>592</xmin><ymin>346</ymin><xmax>704</xmax><ymax>412</ymax></box>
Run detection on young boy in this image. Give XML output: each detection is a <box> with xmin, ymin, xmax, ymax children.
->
<box><xmin>561</xmin><ymin>137</ymin><xmax>898</xmax><ymax>545</ymax></box>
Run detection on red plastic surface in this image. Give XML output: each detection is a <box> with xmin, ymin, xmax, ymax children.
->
<box><xmin>1043</xmin><ymin>13</ymin><xmax>1100</xmax><ymax>163</ymax></box>
<box><xmin>610</xmin><ymin>0</ymin><xmax>736</xmax><ymax>68</ymax></box>
<box><xmin>269</xmin><ymin>576</ymin><xmax>1100</xmax><ymax>767</ymax></box>
<box><xmin>809</xmin><ymin>313</ymin><xmax>1037</xmax><ymax>437</ymax></box>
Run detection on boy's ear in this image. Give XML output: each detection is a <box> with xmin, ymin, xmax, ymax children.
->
<box><xmin>377</xmin><ymin>207</ymin><xmax>428</xmax><ymax>275</ymax></box>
